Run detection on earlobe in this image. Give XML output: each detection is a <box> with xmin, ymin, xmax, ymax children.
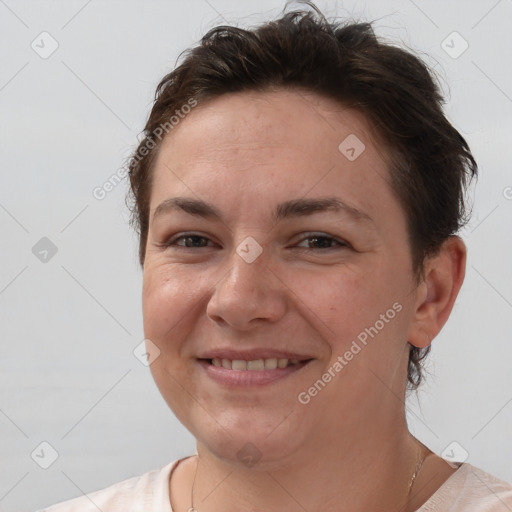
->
<box><xmin>407</xmin><ymin>236</ymin><xmax>466</xmax><ymax>348</ymax></box>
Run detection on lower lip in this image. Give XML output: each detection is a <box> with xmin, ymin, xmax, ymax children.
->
<box><xmin>198</xmin><ymin>359</ymin><xmax>312</xmax><ymax>387</ymax></box>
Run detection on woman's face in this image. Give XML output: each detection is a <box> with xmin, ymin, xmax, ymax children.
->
<box><xmin>142</xmin><ymin>89</ymin><xmax>424</xmax><ymax>465</ymax></box>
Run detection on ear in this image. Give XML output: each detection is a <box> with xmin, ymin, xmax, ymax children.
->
<box><xmin>407</xmin><ymin>236</ymin><xmax>466</xmax><ymax>348</ymax></box>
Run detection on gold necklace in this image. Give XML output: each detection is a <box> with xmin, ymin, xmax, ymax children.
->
<box><xmin>405</xmin><ymin>445</ymin><xmax>429</xmax><ymax>509</ymax></box>
<box><xmin>188</xmin><ymin>455</ymin><xmax>199</xmax><ymax>512</ymax></box>
<box><xmin>188</xmin><ymin>447</ymin><xmax>429</xmax><ymax>511</ymax></box>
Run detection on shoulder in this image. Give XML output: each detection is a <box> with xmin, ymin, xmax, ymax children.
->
<box><xmin>34</xmin><ymin>460</ymin><xmax>178</xmax><ymax>512</ymax></box>
<box><xmin>464</xmin><ymin>465</ymin><xmax>512</xmax><ymax>510</ymax></box>
<box><xmin>419</xmin><ymin>463</ymin><xmax>512</xmax><ymax>511</ymax></box>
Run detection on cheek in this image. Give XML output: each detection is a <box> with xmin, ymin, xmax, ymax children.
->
<box><xmin>300</xmin><ymin>261</ymin><xmax>409</xmax><ymax>353</ymax></box>
<box><xmin>142</xmin><ymin>264</ymin><xmax>205</xmax><ymax>346</ymax></box>
<box><xmin>142</xmin><ymin>266</ymin><xmax>206</xmax><ymax>408</ymax></box>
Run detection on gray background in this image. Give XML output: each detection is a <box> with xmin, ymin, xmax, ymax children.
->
<box><xmin>1</xmin><ymin>1</ymin><xmax>511</xmax><ymax>510</ymax></box>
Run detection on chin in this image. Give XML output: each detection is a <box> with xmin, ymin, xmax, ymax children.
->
<box><xmin>207</xmin><ymin>437</ymin><xmax>303</xmax><ymax>472</ymax></box>
<box><xmin>192</xmin><ymin>411</ymin><xmax>307</xmax><ymax>470</ymax></box>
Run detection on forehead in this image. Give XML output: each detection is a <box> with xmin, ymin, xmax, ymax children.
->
<box><xmin>157</xmin><ymin>89</ymin><xmax>382</xmax><ymax>165</ymax></box>
<box><xmin>149</xmin><ymin>88</ymin><xmax>401</xmax><ymax>227</ymax></box>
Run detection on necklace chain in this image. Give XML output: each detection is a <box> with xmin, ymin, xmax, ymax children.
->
<box><xmin>188</xmin><ymin>446</ymin><xmax>429</xmax><ymax>511</ymax></box>
<box><xmin>188</xmin><ymin>455</ymin><xmax>199</xmax><ymax>512</ymax></box>
<box><xmin>408</xmin><ymin>446</ymin><xmax>428</xmax><ymax>498</ymax></box>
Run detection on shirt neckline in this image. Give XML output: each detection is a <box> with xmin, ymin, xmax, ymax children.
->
<box><xmin>163</xmin><ymin>457</ymin><xmax>468</xmax><ymax>511</ymax></box>
<box><xmin>165</xmin><ymin>455</ymin><xmax>196</xmax><ymax>512</ymax></box>
<box><xmin>415</xmin><ymin>461</ymin><xmax>468</xmax><ymax>510</ymax></box>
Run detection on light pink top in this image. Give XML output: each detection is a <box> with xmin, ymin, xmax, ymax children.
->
<box><xmin>36</xmin><ymin>458</ymin><xmax>512</xmax><ymax>511</ymax></box>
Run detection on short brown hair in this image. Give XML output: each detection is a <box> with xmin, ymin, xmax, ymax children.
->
<box><xmin>126</xmin><ymin>2</ymin><xmax>477</xmax><ymax>391</ymax></box>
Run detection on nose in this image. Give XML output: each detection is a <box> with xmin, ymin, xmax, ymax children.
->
<box><xmin>206</xmin><ymin>242</ymin><xmax>288</xmax><ymax>331</ymax></box>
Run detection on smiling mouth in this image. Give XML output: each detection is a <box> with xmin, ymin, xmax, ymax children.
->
<box><xmin>201</xmin><ymin>357</ymin><xmax>312</xmax><ymax>371</ymax></box>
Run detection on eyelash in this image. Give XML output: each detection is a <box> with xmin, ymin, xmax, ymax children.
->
<box><xmin>162</xmin><ymin>233</ymin><xmax>349</xmax><ymax>251</ymax></box>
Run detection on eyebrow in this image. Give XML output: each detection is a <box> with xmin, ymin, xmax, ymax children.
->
<box><xmin>152</xmin><ymin>196</ymin><xmax>375</xmax><ymax>226</ymax></box>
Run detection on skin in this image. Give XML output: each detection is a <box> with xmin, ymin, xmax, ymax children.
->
<box><xmin>141</xmin><ymin>89</ymin><xmax>466</xmax><ymax>511</ymax></box>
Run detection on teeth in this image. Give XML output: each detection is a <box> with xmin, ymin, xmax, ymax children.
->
<box><xmin>264</xmin><ymin>358</ymin><xmax>277</xmax><ymax>370</ymax></box>
<box><xmin>232</xmin><ymin>359</ymin><xmax>247</xmax><ymax>371</ymax></box>
<box><xmin>210</xmin><ymin>357</ymin><xmax>303</xmax><ymax>370</ymax></box>
<box><xmin>247</xmin><ymin>359</ymin><xmax>264</xmax><ymax>371</ymax></box>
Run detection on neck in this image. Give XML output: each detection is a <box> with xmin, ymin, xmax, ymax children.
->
<box><xmin>177</xmin><ymin>419</ymin><xmax>424</xmax><ymax>512</ymax></box>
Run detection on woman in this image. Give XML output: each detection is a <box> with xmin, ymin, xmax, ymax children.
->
<box><xmin>38</xmin><ymin>3</ymin><xmax>512</xmax><ymax>511</ymax></box>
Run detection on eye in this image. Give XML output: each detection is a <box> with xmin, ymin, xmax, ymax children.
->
<box><xmin>163</xmin><ymin>233</ymin><xmax>215</xmax><ymax>248</ymax></box>
<box><xmin>295</xmin><ymin>233</ymin><xmax>349</xmax><ymax>250</ymax></box>
<box><xmin>160</xmin><ymin>232</ymin><xmax>349</xmax><ymax>251</ymax></box>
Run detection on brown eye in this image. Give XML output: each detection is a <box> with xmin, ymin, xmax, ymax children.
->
<box><xmin>296</xmin><ymin>234</ymin><xmax>348</xmax><ymax>250</ymax></box>
<box><xmin>164</xmin><ymin>234</ymin><xmax>213</xmax><ymax>248</ymax></box>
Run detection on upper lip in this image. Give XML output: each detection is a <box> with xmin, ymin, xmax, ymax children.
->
<box><xmin>198</xmin><ymin>349</ymin><xmax>314</xmax><ymax>361</ymax></box>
